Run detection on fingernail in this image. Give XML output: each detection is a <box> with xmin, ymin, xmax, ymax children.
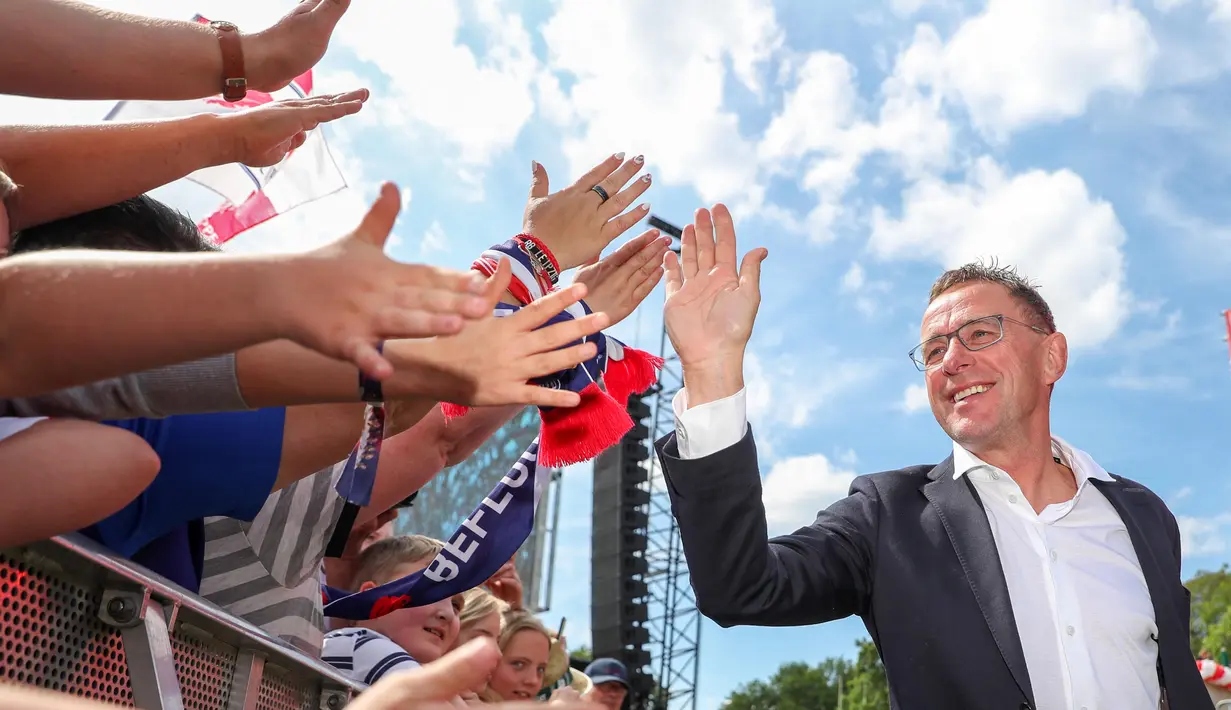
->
<box><xmin>639</xmin><ymin>203</ymin><xmax>650</xmax><ymax>212</ymax></box>
<box><xmin>468</xmin><ymin>273</ymin><xmax>486</xmax><ymax>293</ymax></box>
<box><xmin>614</xmin><ymin>152</ymin><xmax>625</xmax><ymax>161</ymax></box>
<box><xmin>641</xmin><ymin>174</ymin><xmax>652</xmax><ymax>183</ymax></box>
<box><xmin>531</xmin><ymin>160</ymin><xmax>539</xmax><ymax>173</ymax></box>
<box><xmin>634</xmin><ymin>154</ymin><xmax>645</xmax><ymax>164</ymax></box>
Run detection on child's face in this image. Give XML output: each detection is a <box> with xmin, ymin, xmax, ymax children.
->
<box><xmin>358</xmin><ymin>561</ymin><xmax>462</xmax><ymax>664</ymax></box>
<box><xmin>488</xmin><ymin>629</ymin><xmax>550</xmax><ymax>701</ymax></box>
<box><xmin>452</xmin><ymin>610</ymin><xmax>503</xmax><ymax>650</ymax></box>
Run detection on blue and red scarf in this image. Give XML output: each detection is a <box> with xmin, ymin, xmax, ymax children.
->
<box><xmin>320</xmin><ymin>236</ymin><xmax>659</xmax><ymax>620</ymax></box>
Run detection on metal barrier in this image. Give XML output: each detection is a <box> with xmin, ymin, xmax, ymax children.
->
<box><xmin>1</xmin><ymin>535</ymin><xmax>365</xmax><ymax>710</ymax></box>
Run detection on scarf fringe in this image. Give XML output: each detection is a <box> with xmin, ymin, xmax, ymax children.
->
<box><xmin>604</xmin><ymin>347</ymin><xmax>664</xmax><ymax>407</ymax></box>
<box><xmin>538</xmin><ymin>381</ymin><xmax>631</xmax><ymax>467</ymax></box>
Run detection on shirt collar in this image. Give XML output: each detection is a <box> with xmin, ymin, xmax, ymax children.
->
<box><xmin>951</xmin><ymin>434</ymin><xmax>1114</xmax><ymax>485</ymax></box>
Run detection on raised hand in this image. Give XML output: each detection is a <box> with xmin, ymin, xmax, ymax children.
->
<box><xmin>245</xmin><ymin>0</ymin><xmax>352</xmax><ymax>93</ymax></box>
<box><xmin>350</xmin><ymin>638</ymin><xmax>596</xmax><ymax>710</ymax></box>
<box><xmin>573</xmin><ymin>229</ymin><xmax>671</xmax><ymax>326</ymax></box>
<box><xmin>394</xmin><ymin>266</ymin><xmax>611</xmax><ymax>408</ymax></box>
<box><xmin>280</xmin><ymin>183</ymin><xmax>491</xmax><ymax>380</ymax></box>
<box><xmin>663</xmin><ymin>204</ymin><xmax>767</xmax><ymax>406</ymax></box>
<box><xmin>522</xmin><ymin>154</ymin><xmax>653</xmax><ymax>271</ymax></box>
<box><xmin>484</xmin><ymin>561</ymin><xmax>525</xmax><ymax>610</ymax></box>
<box><xmin>218</xmin><ymin>89</ymin><xmax>369</xmax><ymax>167</ymax></box>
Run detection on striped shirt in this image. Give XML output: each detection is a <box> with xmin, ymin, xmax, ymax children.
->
<box><xmin>199</xmin><ymin>461</ymin><xmax>347</xmax><ymax>655</ymax></box>
<box><xmin>321</xmin><ymin>628</ymin><xmax>420</xmax><ymax>686</ymax></box>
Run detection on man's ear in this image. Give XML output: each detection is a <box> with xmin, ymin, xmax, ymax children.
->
<box><xmin>1043</xmin><ymin>331</ymin><xmax>1068</xmax><ymax>386</ymax></box>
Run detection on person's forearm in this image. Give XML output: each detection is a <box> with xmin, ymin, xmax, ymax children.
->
<box><xmin>0</xmin><ymin>250</ymin><xmax>294</xmax><ymax>398</ymax></box>
<box><xmin>234</xmin><ymin>338</ymin><xmax>451</xmax><ymax>409</ymax></box>
<box><xmin>2</xmin><ymin>115</ymin><xmax>233</xmax><ymax>230</ymax></box>
<box><xmin>0</xmin><ymin>0</ymin><xmax>227</xmax><ymax>101</ymax></box>
<box><xmin>355</xmin><ymin>403</ymin><xmax>521</xmax><ymax>526</ymax></box>
<box><xmin>275</xmin><ymin>403</ymin><xmax>366</xmax><ymax>491</ymax></box>
<box><xmin>441</xmin><ymin>404</ymin><xmax>523</xmax><ymax>465</ymax></box>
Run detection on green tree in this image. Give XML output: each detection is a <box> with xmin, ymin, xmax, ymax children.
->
<box><xmin>571</xmin><ymin>645</ymin><xmax>593</xmax><ymax>663</ymax></box>
<box><xmin>1187</xmin><ymin>566</ymin><xmax>1231</xmax><ymax>658</ymax></box>
<box><xmin>840</xmin><ymin>640</ymin><xmax>890</xmax><ymax>710</ymax></box>
<box><xmin>722</xmin><ymin>639</ymin><xmax>889</xmax><ymax>710</ymax></box>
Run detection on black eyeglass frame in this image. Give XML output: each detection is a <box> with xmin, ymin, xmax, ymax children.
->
<box><xmin>909</xmin><ymin>314</ymin><xmax>1050</xmax><ymax>371</ymax></box>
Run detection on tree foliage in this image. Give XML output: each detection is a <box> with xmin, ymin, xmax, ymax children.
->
<box><xmin>723</xmin><ymin>639</ymin><xmax>889</xmax><ymax>710</ymax></box>
<box><xmin>1188</xmin><ymin>566</ymin><xmax>1231</xmax><ymax>659</ymax></box>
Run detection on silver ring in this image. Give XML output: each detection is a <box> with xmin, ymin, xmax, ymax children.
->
<box><xmin>590</xmin><ymin>185</ymin><xmax>610</xmax><ymax>203</ymax></box>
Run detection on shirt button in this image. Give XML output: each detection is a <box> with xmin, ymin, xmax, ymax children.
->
<box><xmin>1066</xmin><ymin>625</ymin><xmax>1075</xmax><ymax>636</ymax></box>
<box><xmin>991</xmin><ymin>471</ymin><xmax>1000</xmax><ymax>480</ymax></box>
<box><xmin>1008</xmin><ymin>494</ymin><xmax>1019</xmax><ymax>504</ymax></box>
<box><xmin>1050</xmin><ymin>550</ymin><xmax>1058</xmax><ymax>562</ymax></box>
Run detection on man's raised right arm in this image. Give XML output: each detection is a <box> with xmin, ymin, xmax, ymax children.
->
<box><xmin>659</xmin><ymin>204</ymin><xmax>875</xmax><ymax>628</ymax></box>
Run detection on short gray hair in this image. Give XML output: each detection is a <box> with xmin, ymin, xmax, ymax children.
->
<box><xmin>928</xmin><ymin>259</ymin><xmax>1056</xmax><ymax>333</ymax></box>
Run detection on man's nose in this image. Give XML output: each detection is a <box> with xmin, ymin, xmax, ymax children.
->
<box><xmin>940</xmin><ymin>336</ymin><xmax>974</xmax><ymax>374</ymax></box>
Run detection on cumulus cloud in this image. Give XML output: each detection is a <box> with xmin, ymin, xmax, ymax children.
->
<box><xmin>899</xmin><ymin>383</ymin><xmax>930</xmax><ymax>413</ymax></box>
<box><xmin>916</xmin><ymin>0</ymin><xmax>1158</xmax><ymax>138</ymax></box>
<box><xmin>868</xmin><ymin>157</ymin><xmax>1132</xmax><ymax>348</ymax></box>
<box><xmin>762</xmin><ymin>454</ymin><xmax>857</xmax><ymax>535</ymax></box>
<box><xmin>540</xmin><ymin>0</ymin><xmax>782</xmax><ymax>210</ymax></box>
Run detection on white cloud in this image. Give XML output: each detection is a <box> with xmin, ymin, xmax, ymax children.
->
<box><xmin>541</xmin><ymin>0</ymin><xmax>782</xmax><ymax>210</ymax></box>
<box><xmin>761</xmin><ymin>454</ymin><xmax>856</xmax><ymax>535</ymax></box>
<box><xmin>1173</xmin><ymin>486</ymin><xmax>1194</xmax><ymax>504</ymax></box>
<box><xmin>869</xmin><ymin>157</ymin><xmax>1132</xmax><ymax>349</ymax></box>
<box><xmin>1178</xmin><ymin>514</ymin><xmax>1231</xmax><ymax>558</ymax></box>
<box><xmin>905</xmin><ymin>0</ymin><xmax>1157</xmax><ymax>138</ymax></box>
<box><xmin>1104</xmin><ymin>369</ymin><xmax>1192</xmax><ymax>391</ymax></box>
<box><xmin>420</xmin><ymin>220</ymin><xmax>450</xmax><ymax>256</ymax></box>
<box><xmin>841</xmin><ymin>263</ymin><xmax>867</xmax><ymax>293</ymax></box>
<box><xmin>332</xmin><ymin>0</ymin><xmax>539</xmax><ymax>172</ymax></box>
<box><xmin>899</xmin><ymin>383</ymin><xmax>930</xmax><ymax>413</ymax></box>
<box><xmin>745</xmin><ymin>351</ymin><xmax>879</xmax><ymax>432</ymax></box>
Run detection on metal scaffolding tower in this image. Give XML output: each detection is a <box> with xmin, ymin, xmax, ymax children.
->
<box><xmin>641</xmin><ymin>219</ymin><xmax>701</xmax><ymax>710</ymax></box>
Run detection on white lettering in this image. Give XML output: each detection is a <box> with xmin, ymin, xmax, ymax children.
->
<box><xmin>461</xmin><ymin>510</ymin><xmax>488</xmax><ymax>539</ymax></box>
<box><xmin>501</xmin><ymin>462</ymin><xmax>530</xmax><ymax>488</ymax></box>
<box><xmin>423</xmin><ymin>556</ymin><xmax>459</xmax><ymax>582</ymax></box>
<box><xmin>444</xmin><ymin>531</ymin><xmax>480</xmax><ymax>563</ymax></box>
<box><xmin>482</xmin><ymin>491</ymin><xmax>513</xmax><ymax>514</ymax></box>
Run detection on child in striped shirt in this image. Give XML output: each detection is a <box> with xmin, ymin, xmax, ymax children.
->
<box><xmin>322</xmin><ymin>535</ymin><xmax>464</xmax><ymax>686</ymax></box>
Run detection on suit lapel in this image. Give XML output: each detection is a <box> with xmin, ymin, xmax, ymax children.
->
<box><xmin>922</xmin><ymin>457</ymin><xmax>1034</xmax><ymax>706</ymax></box>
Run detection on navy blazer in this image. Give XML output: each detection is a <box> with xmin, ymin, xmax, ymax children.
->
<box><xmin>656</xmin><ymin>427</ymin><xmax>1210</xmax><ymax>710</ymax></box>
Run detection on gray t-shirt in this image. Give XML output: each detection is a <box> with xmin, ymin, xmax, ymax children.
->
<box><xmin>199</xmin><ymin>461</ymin><xmax>348</xmax><ymax>655</ymax></box>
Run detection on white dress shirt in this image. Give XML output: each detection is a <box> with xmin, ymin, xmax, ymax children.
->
<box><xmin>672</xmin><ymin>387</ymin><xmax>1162</xmax><ymax>710</ymax></box>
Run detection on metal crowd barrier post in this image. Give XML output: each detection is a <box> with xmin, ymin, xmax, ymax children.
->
<box><xmin>1</xmin><ymin>535</ymin><xmax>365</xmax><ymax>710</ymax></box>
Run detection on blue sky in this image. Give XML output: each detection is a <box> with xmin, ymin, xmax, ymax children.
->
<box><xmin>7</xmin><ymin>0</ymin><xmax>1231</xmax><ymax>707</ymax></box>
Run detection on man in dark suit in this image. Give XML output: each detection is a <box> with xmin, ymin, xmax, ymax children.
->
<box><xmin>654</xmin><ymin>204</ymin><xmax>1208</xmax><ymax>709</ymax></box>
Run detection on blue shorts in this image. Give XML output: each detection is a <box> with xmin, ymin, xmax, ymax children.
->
<box><xmin>81</xmin><ymin>407</ymin><xmax>286</xmax><ymax>590</ymax></box>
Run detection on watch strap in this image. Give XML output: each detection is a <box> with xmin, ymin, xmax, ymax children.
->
<box><xmin>210</xmin><ymin>21</ymin><xmax>248</xmax><ymax>102</ymax></box>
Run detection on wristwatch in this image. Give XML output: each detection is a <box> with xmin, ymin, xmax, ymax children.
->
<box><xmin>209</xmin><ymin>21</ymin><xmax>248</xmax><ymax>102</ymax></box>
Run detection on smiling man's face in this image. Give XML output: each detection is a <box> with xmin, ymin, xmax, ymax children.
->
<box><xmin>921</xmin><ymin>281</ymin><xmax>1062</xmax><ymax>452</ymax></box>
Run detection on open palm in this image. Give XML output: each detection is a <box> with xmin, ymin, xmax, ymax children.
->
<box><xmin>663</xmin><ymin>204</ymin><xmax>767</xmax><ymax>370</ymax></box>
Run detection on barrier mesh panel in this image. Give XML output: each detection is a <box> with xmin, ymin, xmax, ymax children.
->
<box><xmin>0</xmin><ymin>551</ymin><xmax>134</xmax><ymax>704</ymax></box>
<box><xmin>171</xmin><ymin>632</ymin><xmax>237</xmax><ymax>710</ymax></box>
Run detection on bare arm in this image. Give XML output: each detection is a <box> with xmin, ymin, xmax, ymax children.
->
<box><xmin>356</xmin><ymin>404</ymin><xmax>522</xmax><ymax>525</ymax></box>
<box><xmin>0</xmin><ymin>419</ymin><xmax>162</xmax><ymax>547</ymax></box>
<box><xmin>0</xmin><ymin>0</ymin><xmax>349</xmax><ymax>100</ymax></box>
<box><xmin>0</xmin><ymin>186</ymin><xmax>490</xmax><ymax>399</ymax></box>
<box><xmin>2</xmin><ymin>93</ymin><xmax>365</xmax><ymax>231</ymax></box>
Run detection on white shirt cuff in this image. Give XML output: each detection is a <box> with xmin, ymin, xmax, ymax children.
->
<box><xmin>672</xmin><ymin>387</ymin><xmax>748</xmax><ymax>460</ymax></box>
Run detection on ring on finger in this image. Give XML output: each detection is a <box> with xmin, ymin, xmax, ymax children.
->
<box><xmin>590</xmin><ymin>185</ymin><xmax>610</xmax><ymax>203</ymax></box>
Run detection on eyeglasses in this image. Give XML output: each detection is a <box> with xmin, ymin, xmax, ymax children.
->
<box><xmin>909</xmin><ymin>314</ymin><xmax>1050</xmax><ymax>371</ymax></box>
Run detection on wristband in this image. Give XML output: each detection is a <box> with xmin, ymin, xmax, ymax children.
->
<box><xmin>515</xmin><ymin>234</ymin><xmax>561</xmax><ymax>286</ymax></box>
<box><xmin>358</xmin><ymin>341</ymin><xmax>385</xmax><ymax>402</ymax></box>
